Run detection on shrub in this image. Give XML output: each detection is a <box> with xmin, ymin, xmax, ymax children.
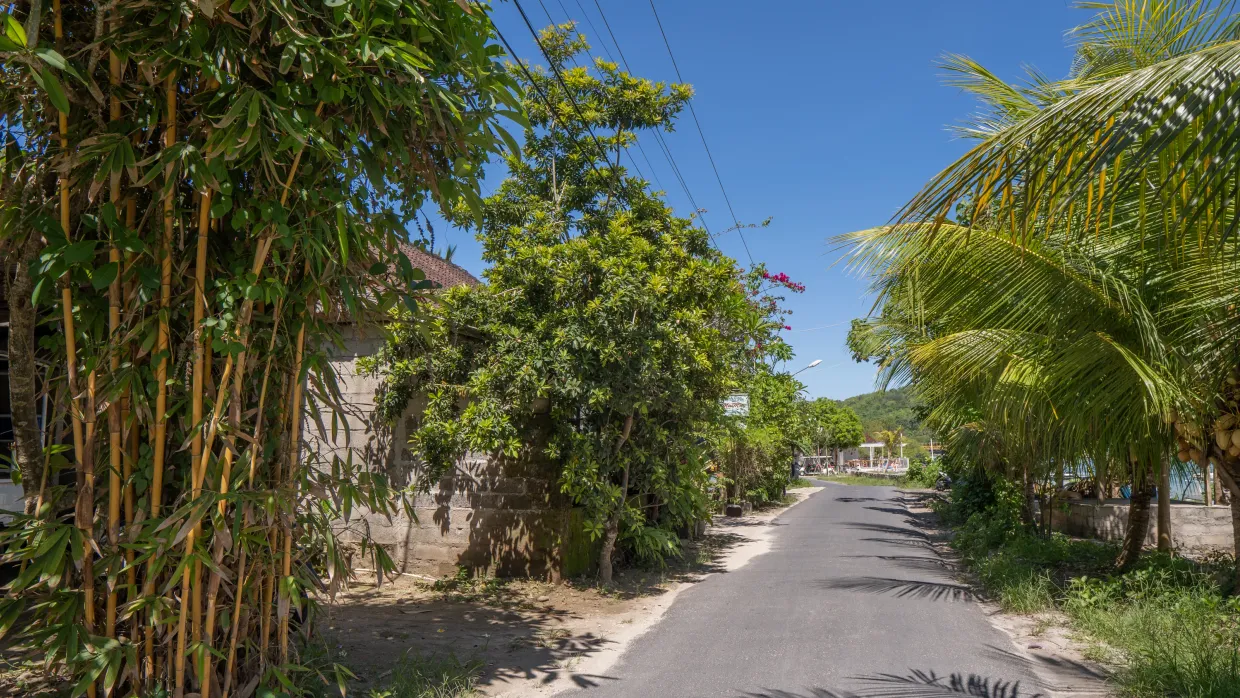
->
<box><xmin>905</xmin><ymin>456</ymin><xmax>939</xmax><ymax>488</ymax></box>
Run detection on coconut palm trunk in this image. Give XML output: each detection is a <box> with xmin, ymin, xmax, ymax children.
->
<box><xmin>1214</xmin><ymin>462</ymin><xmax>1240</xmax><ymax>592</ymax></box>
<box><xmin>1157</xmin><ymin>460</ymin><xmax>1172</xmax><ymax>553</ymax></box>
<box><xmin>1117</xmin><ymin>465</ymin><xmax>1154</xmax><ymax>571</ymax></box>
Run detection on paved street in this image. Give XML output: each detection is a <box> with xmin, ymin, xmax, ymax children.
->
<box><xmin>563</xmin><ymin>483</ymin><xmax>1051</xmax><ymax>698</ymax></box>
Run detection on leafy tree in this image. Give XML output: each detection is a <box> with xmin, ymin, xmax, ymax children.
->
<box><xmin>0</xmin><ymin>0</ymin><xmax>517</xmax><ymax>692</ymax></box>
<box><xmin>366</xmin><ymin>24</ymin><xmax>759</xmax><ymax>583</ymax></box>
<box><xmin>803</xmin><ymin>398</ymin><xmax>863</xmax><ymax>460</ymax></box>
<box><xmin>843</xmin><ymin>1</ymin><xmax>1240</xmax><ymax>575</ymax></box>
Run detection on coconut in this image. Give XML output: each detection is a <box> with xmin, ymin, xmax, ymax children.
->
<box><xmin>1177</xmin><ymin>450</ymin><xmax>1191</xmax><ymax>462</ymax></box>
<box><xmin>1229</xmin><ymin>444</ymin><xmax>1240</xmax><ymax>458</ymax></box>
<box><xmin>1219</xmin><ymin>414</ymin><xmax>1238</xmax><ymax>431</ymax></box>
<box><xmin>1216</xmin><ymin>431</ymin><xmax>1230</xmax><ymax>450</ymax></box>
<box><xmin>1230</xmin><ymin>431</ymin><xmax>1240</xmax><ymax>449</ymax></box>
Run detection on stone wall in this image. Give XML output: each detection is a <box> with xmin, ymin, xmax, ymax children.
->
<box><xmin>305</xmin><ymin>331</ymin><xmax>591</xmax><ymax>580</ymax></box>
<box><xmin>1051</xmin><ymin>499</ymin><xmax>1234</xmax><ymax>555</ymax></box>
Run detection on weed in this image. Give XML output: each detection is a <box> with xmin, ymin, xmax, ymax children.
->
<box><xmin>366</xmin><ymin>654</ymin><xmax>482</xmax><ymax>698</ymax></box>
<box><xmin>940</xmin><ymin>484</ymin><xmax>1240</xmax><ymax>698</ymax></box>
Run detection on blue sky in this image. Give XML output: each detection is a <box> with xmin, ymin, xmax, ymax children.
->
<box><xmin>428</xmin><ymin>0</ymin><xmax>1082</xmax><ymax>400</ymax></box>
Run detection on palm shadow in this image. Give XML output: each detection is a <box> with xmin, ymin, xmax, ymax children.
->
<box><xmin>738</xmin><ymin>669</ymin><xmax>1044</xmax><ymax>698</ymax></box>
<box><xmin>862</xmin><ymin>506</ymin><xmax>911</xmax><ymax>517</ymax></box>
<box><xmin>853</xmin><ymin>669</ymin><xmax>1043</xmax><ymax>697</ymax></box>
<box><xmin>839</xmin><ymin>554</ymin><xmax>952</xmax><ymax>574</ymax></box>
<box><xmin>815</xmin><ymin>576</ymin><xmax>977</xmax><ymax>602</ymax></box>
<box><xmin>843</xmin><ymin>522</ymin><xmax>930</xmax><ymax>540</ymax></box>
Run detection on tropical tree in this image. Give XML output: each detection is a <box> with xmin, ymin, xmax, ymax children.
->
<box><xmin>364</xmin><ymin>24</ymin><xmax>764</xmax><ymax>584</ymax></box>
<box><xmin>0</xmin><ymin>0</ymin><xmax>518</xmax><ymax>693</ymax></box>
<box><xmin>846</xmin><ymin>0</ymin><xmax>1240</xmax><ymax>576</ymax></box>
<box><xmin>803</xmin><ymin>398</ymin><xmax>864</xmax><ymax>463</ymax></box>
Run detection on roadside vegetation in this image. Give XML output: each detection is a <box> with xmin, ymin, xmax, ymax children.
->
<box><xmin>939</xmin><ymin>470</ymin><xmax>1240</xmax><ymax>697</ymax></box>
<box><xmin>844</xmin><ymin>0</ymin><xmax>1240</xmax><ymax>586</ymax></box>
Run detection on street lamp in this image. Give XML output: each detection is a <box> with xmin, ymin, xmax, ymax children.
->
<box><xmin>791</xmin><ymin>359</ymin><xmax>822</xmax><ymax>377</ymax></box>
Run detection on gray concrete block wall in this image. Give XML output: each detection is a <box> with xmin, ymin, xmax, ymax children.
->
<box><xmin>307</xmin><ymin>333</ymin><xmax>575</xmax><ymax>580</ymax></box>
<box><xmin>1051</xmin><ymin>499</ymin><xmax>1234</xmax><ymax>555</ymax></box>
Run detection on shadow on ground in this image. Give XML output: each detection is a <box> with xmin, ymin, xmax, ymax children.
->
<box><xmin>815</xmin><ymin>576</ymin><xmax>977</xmax><ymax>602</ymax></box>
<box><xmin>738</xmin><ymin>668</ymin><xmax>1045</xmax><ymax>697</ymax></box>
<box><xmin>323</xmin><ymin>517</ymin><xmax>757</xmax><ymax>691</ymax></box>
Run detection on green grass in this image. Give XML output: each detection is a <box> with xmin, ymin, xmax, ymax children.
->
<box><xmin>818</xmin><ymin>474</ymin><xmax>908</xmax><ymax>487</ymax></box>
<box><xmin>366</xmin><ymin>654</ymin><xmax>482</xmax><ymax>698</ymax></box>
<box><xmin>945</xmin><ymin>501</ymin><xmax>1240</xmax><ymax>697</ymax></box>
<box><xmin>788</xmin><ymin>477</ymin><xmax>817</xmax><ymax>489</ymax></box>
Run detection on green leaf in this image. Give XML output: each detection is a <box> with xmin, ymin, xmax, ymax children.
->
<box><xmin>34</xmin><ymin>48</ymin><xmax>82</xmax><ymax>81</ymax></box>
<box><xmin>41</xmin><ymin>68</ymin><xmax>69</xmax><ymax>114</ymax></box>
<box><xmin>62</xmin><ymin>240</ymin><xmax>97</xmax><ymax>266</ymax></box>
<box><xmin>3</xmin><ymin>13</ymin><xmax>26</xmax><ymax>48</ymax></box>
<box><xmin>336</xmin><ymin>207</ymin><xmax>349</xmax><ymax>266</ymax></box>
<box><xmin>279</xmin><ymin>44</ymin><xmax>297</xmax><ymax>74</ymax></box>
<box><xmin>247</xmin><ymin>93</ymin><xmax>261</xmax><ymax>128</ymax></box>
<box><xmin>91</xmin><ymin>262</ymin><xmax>119</xmax><ymax>290</ymax></box>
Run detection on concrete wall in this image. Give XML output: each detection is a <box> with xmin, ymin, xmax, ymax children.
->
<box><xmin>305</xmin><ymin>331</ymin><xmax>588</xmax><ymax>580</ymax></box>
<box><xmin>1051</xmin><ymin>499</ymin><xmax>1235</xmax><ymax>555</ymax></box>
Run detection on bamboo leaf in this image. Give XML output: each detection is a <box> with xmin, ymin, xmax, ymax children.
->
<box><xmin>40</xmin><ymin>68</ymin><xmax>69</xmax><ymax>114</ymax></box>
<box><xmin>3</xmin><ymin>12</ymin><xmax>26</xmax><ymax>47</ymax></box>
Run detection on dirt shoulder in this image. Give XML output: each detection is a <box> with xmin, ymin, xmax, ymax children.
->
<box><xmin>899</xmin><ymin>490</ymin><xmax>1113</xmax><ymax>698</ymax></box>
<box><xmin>321</xmin><ymin>487</ymin><xmax>822</xmax><ymax>696</ymax></box>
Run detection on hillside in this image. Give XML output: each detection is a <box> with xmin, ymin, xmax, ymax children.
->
<box><xmin>839</xmin><ymin>385</ymin><xmax>932</xmax><ymax>444</ymax></box>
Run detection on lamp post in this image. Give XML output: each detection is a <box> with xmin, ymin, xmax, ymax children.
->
<box><xmin>791</xmin><ymin>359</ymin><xmax>822</xmax><ymax>377</ymax></box>
<box><xmin>790</xmin><ymin>360</ymin><xmax>822</xmax><ymax>483</ymax></box>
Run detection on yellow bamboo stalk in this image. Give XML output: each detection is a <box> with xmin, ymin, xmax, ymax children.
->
<box><xmin>279</xmin><ymin>317</ymin><xmax>309</xmax><ymax>663</ymax></box>
<box><xmin>174</xmin><ymin>187</ymin><xmax>210</xmax><ymax>698</ymax></box>
<box><xmin>122</xmin><ymin>195</ymin><xmax>137</xmax><ymax>616</ymax></box>
<box><xmin>104</xmin><ymin>8</ymin><xmax>124</xmax><ymax>642</ymax></box>
<box><xmin>147</xmin><ymin>68</ymin><xmax>177</xmax><ymax>688</ymax></box>
<box><xmin>51</xmin><ymin>3</ymin><xmax>94</xmax><ymax>695</ymax></box>
<box><xmin>220</xmin><ymin>512</ymin><xmax>252</xmax><ymax>698</ymax></box>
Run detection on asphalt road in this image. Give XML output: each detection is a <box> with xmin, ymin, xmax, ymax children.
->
<box><xmin>562</xmin><ymin>483</ymin><xmax>1049</xmax><ymax>698</ymax></box>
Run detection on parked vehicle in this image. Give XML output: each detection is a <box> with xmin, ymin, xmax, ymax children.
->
<box><xmin>934</xmin><ymin>471</ymin><xmax>952</xmax><ymax>491</ymax></box>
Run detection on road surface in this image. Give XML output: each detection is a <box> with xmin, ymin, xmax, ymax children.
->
<box><xmin>561</xmin><ymin>483</ymin><xmax>1063</xmax><ymax>698</ymax></box>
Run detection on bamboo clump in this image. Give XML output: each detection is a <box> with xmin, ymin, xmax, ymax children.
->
<box><xmin>0</xmin><ymin>1</ymin><xmax>513</xmax><ymax>694</ymax></box>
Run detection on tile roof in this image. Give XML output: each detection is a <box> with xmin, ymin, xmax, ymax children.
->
<box><xmin>395</xmin><ymin>242</ymin><xmax>481</xmax><ymax>289</ymax></box>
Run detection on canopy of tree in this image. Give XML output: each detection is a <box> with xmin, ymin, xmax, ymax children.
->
<box><xmin>841</xmin><ymin>0</ymin><xmax>1240</xmax><ymax>581</ymax></box>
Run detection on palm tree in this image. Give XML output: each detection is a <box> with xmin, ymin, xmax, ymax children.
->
<box><xmin>869</xmin><ymin>0</ymin><xmax>1240</xmax><ymax>580</ymax></box>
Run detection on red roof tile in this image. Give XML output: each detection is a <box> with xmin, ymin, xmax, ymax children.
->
<box><xmin>395</xmin><ymin>242</ymin><xmax>480</xmax><ymax>289</ymax></box>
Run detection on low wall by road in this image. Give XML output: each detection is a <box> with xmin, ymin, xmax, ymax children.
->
<box><xmin>1051</xmin><ymin>499</ymin><xmax>1234</xmax><ymax>555</ymax></box>
<box><xmin>306</xmin><ymin>332</ymin><xmax>597</xmax><ymax>580</ymax></box>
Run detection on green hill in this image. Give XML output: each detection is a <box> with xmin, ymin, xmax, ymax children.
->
<box><xmin>839</xmin><ymin>385</ymin><xmax>932</xmax><ymax>444</ymax></box>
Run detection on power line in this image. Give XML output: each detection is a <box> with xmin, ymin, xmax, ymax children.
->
<box><xmin>490</xmin><ymin>20</ymin><xmax>607</xmax><ymax>185</ymax></box>
<box><xmin>646</xmin><ymin>0</ymin><xmax>753</xmax><ymax>265</ymax></box>
<box><xmin>541</xmin><ymin>0</ymin><xmax>669</xmax><ymax>195</ymax></box>
<box><xmin>538</xmin><ymin>0</ymin><xmax>654</xmax><ymax>187</ymax></box>
<box><xmin>587</xmin><ymin>0</ymin><xmax>718</xmax><ymax>240</ymax></box>
<box><xmin>512</xmin><ymin>0</ymin><xmax>626</xmax><ymax>207</ymax></box>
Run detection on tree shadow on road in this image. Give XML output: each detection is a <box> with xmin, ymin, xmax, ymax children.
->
<box><xmin>862</xmin><ymin>505</ymin><xmax>912</xmax><ymax>517</ymax></box>
<box><xmin>738</xmin><ymin>668</ymin><xmax>1044</xmax><ymax>697</ymax></box>
<box><xmin>815</xmin><ymin>576</ymin><xmax>977</xmax><ymax>602</ymax></box>
<box><xmin>840</xmin><ymin>554</ymin><xmax>953</xmax><ymax>573</ymax></box>
<box><xmin>843</xmin><ymin>522</ymin><xmax>931</xmax><ymax>540</ymax></box>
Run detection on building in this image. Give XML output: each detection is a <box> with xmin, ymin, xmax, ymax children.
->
<box><xmin>306</xmin><ymin>245</ymin><xmax>591</xmax><ymax>579</ymax></box>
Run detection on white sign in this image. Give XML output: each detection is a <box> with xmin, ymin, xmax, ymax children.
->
<box><xmin>722</xmin><ymin>393</ymin><xmax>749</xmax><ymax>417</ymax></box>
